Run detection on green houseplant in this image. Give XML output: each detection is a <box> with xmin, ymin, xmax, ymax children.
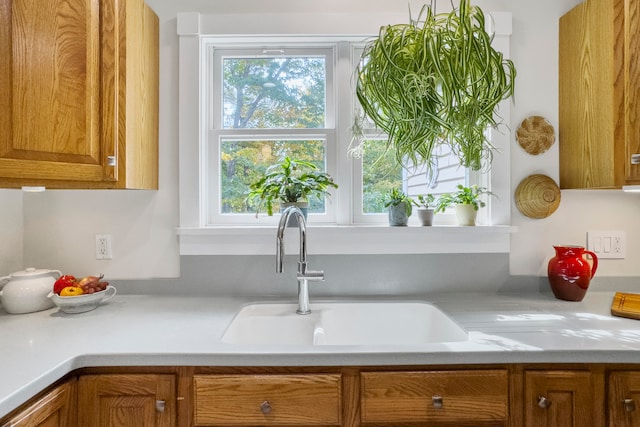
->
<box><xmin>384</xmin><ymin>188</ymin><xmax>415</xmax><ymax>226</ymax></box>
<box><xmin>354</xmin><ymin>0</ymin><xmax>516</xmax><ymax>174</ymax></box>
<box><xmin>436</xmin><ymin>184</ymin><xmax>493</xmax><ymax>226</ymax></box>
<box><xmin>247</xmin><ymin>157</ymin><xmax>338</xmax><ymax>218</ymax></box>
<box><xmin>416</xmin><ymin>194</ymin><xmax>436</xmax><ymax>226</ymax></box>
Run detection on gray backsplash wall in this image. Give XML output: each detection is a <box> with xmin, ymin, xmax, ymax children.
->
<box><xmin>115</xmin><ymin>253</ymin><xmax>534</xmax><ymax>297</ymax></box>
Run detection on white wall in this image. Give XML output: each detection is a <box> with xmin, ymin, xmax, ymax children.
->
<box><xmin>0</xmin><ymin>190</ymin><xmax>22</xmax><ymax>275</ymax></box>
<box><xmin>6</xmin><ymin>0</ymin><xmax>640</xmax><ymax>282</ymax></box>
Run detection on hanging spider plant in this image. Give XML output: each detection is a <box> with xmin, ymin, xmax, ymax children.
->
<box><xmin>354</xmin><ymin>0</ymin><xmax>516</xmax><ymax>173</ymax></box>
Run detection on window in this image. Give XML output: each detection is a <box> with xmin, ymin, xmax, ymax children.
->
<box><xmin>176</xmin><ymin>12</ymin><xmax>512</xmax><ymax>255</ymax></box>
<box><xmin>206</xmin><ymin>47</ymin><xmax>336</xmax><ymax>224</ymax></box>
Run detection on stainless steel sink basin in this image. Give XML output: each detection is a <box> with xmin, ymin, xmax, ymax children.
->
<box><xmin>222</xmin><ymin>302</ymin><xmax>468</xmax><ymax>346</ymax></box>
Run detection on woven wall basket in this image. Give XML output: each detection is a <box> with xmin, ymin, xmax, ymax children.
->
<box><xmin>515</xmin><ymin>174</ymin><xmax>561</xmax><ymax>219</ymax></box>
<box><xmin>516</xmin><ymin>115</ymin><xmax>555</xmax><ymax>155</ymax></box>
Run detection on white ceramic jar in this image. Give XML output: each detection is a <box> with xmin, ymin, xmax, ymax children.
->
<box><xmin>0</xmin><ymin>268</ymin><xmax>61</xmax><ymax>314</ymax></box>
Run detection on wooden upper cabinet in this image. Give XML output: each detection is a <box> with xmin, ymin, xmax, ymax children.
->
<box><xmin>0</xmin><ymin>0</ymin><xmax>158</xmax><ymax>189</ymax></box>
<box><xmin>559</xmin><ymin>0</ymin><xmax>640</xmax><ymax>189</ymax></box>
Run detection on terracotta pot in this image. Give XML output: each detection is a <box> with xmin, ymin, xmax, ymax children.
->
<box><xmin>547</xmin><ymin>245</ymin><xmax>598</xmax><ymax>301</ymax></box>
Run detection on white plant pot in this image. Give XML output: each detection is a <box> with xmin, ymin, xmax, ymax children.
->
<box><xmin>416</xmin><ymin>208</ymin><xmax>434</xmax><ymax>226</ymax></box>
<box><xmin>455</xmin><ymin>204</ymin><xmax>477</xmax><ymax>226</ymax></box>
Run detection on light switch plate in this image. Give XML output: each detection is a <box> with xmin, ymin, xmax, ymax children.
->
<box><xmin>587</xmin><ymin>230</ymin><xmax>626</xmax><ymax>259</ymax></box>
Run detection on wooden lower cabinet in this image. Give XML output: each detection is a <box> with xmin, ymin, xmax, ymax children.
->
<box><xmin>608</xmin><ymin>370</ymin><xmax>640</xmax><ymax>427</ymax></box>
<box><xmin>360</xmin><ymin>370</ymin><xmax>509</xmax><ymax>426</ymax></box>
<box><xmin>78</xmin><ymin>374</ymin><xmax>176</xmax><ymax>427</ymax></box>
<box><xmin>8</xmin><ymin>365</ymin><xmax>640</xmax><ymax>427</ymax></box>
<box><xmin>192</xmin><ymin>374</ymin><xmax>342</xmax><ymax>426</ymax></box>
<box><xmin>523</xmin><ymin>369</ymin><xmax>601</xmax><ymax>427</ymax></box>
<box><xmin>1</xmin><ymin>379</ymin><xmax>76</xmax><ymax>427</ymax></box>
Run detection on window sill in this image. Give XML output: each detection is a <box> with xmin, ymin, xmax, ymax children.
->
<box><xmin>176</xmin><ymin>225</ymin><xmax>515</xmax><ymax>255</ymax></box>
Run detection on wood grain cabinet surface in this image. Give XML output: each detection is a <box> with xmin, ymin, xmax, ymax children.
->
<box><xmin>193</xmin><ymin>374</ymin><xmax>343</xmax><ymax>426</ymax></box>
<box><xmin>559</xmin><ymin>0</ymin><xmax>640</xmax><ymax>188</ymax></box>
<box><xmin>360</xmin><ymin>370</ymin><xmax>509</xmax><ymax>426</ymax></box>
<box><xmin>523</xmin><ymin>370</ymin><xmax>601</xmax><ymax>427</ymax></box>
<box><xmin>0</xmin><ymin>0</ymin><xmax>159</xmax><ymax>189</ymax></box>
<box><xmin>0</xmin><ymin>379</ymin><xmax>76</xmax><ymax>427</ymax></box>
<box><xmin>608</xmin><ymin>370</ymin><xmax>640</xmax><ymax>427</ymax></box>
<box><xmin>78</xmin><ymin>374</ymin><xmax>176</xmax><ymax>427</ymax></box>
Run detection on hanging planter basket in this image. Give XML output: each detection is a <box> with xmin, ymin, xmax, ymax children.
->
<box><xmin>353</xmin><ymin>0</ymin><xmax>516</xmax><ymax>174</ymax></box>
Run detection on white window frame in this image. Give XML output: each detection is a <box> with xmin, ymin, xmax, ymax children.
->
<box><xmin>206</xmin><ymin>45</ymin><xmax>338</xmax><ymax>225</ymax></box>
<box><xmin>176</xmin><ymin>12</ymin><xmax>514</xmax><ymax>255</ymax></box>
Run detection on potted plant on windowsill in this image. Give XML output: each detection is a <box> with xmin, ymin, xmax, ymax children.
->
<box><xmin>352</xmin><ymin>0</ymin><xmax>516</xmax><ymax>176</ymax></box>
<box><xmin>384</xmin><ymin>189</ymin><xmax>415</xmax><ymax>226</ymax></box>
<box><xmin>416</xmin><ymin>194</ymin><xmax>436</xmax><ymax>226</ymax></box>
<box><xmin>436</xmin><ymin>185</ymin><xmax>493</xmax><ymax>226</ymax></box>
<box><xmin>247</xmin><ymin>157</ymin><xmax>338</xmax><ymax>222</ymax></box>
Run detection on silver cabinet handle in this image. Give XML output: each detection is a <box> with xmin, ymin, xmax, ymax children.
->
<box><xmin>432</xmin><ymin>395</ymin><xmax>443</xmax><ymax>409</ymax></box>
<box><xmin>537</xmin><ymin>395</ymin><xmax>551</xmax><ymax>408</ymax></box>
<box><xmin>631</xmin><ymin>154</ymin><xmax>640</xmax><ymax>165</ymax></box>
<box><xmin>107</xmin><ymin>156</ymin><xmax>117</xmax><ymax>166</ymax></box>
<box><xmin>624</xmin><ymin>398</ymin><xmax>637</xmax><ymax>412</ymax></box>
<box><xmin>155</xmin><ymin>400</ymin><xmax>165</xmax><ymax>412</ymax></box>
<box><xmin>260</xmin><ymin>400</ymin><xmax>273</xmax><ymax>414</ymax></box>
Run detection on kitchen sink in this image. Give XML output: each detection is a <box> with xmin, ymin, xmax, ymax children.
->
<box><xmin>222</xmin><ymin>302</ymin><xmax>468</xmax><ymax>346</ymax></box>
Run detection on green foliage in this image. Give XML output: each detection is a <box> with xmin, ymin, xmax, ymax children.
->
<box><xmin>247</xmin><ymin>157</ymin><xmax>338</xmax><ymax>216</ymax></box>
<box><xmin>384</xmin><ymin>188</ymin><xmax>415</xmax><ymax>217</ymax></box>
<box><xmin>355</xmin><ymin>0</ymin><xmax>516</xmax><ymax>174</ymax></box>
<box><xmin>416</xmin><ymin>194</ymin><xmax>436</xmax><ymax>208</ymax></box>
<box><xmin>436</xmin><ymin>184</ymin><xmax>493</xmax><ymax>213</ymax></box>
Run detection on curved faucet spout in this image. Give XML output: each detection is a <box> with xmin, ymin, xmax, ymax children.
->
<box><xmin>276</xmin><ymin>207</ymin><xmax>307</xmax><ymax>273</ymax></box>
<box><xmin>275</xmin><ymin>206</ymin><xmax>324</xmax><ymax>314</ymax></box>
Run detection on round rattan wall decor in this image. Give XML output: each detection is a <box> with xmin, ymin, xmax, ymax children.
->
<box><xmin>516</xmin><ymin>115</ymin><xmax>555</xmax><ymax>155</ymax></box>
<box><xmin>515</xmin><ymin>174</ymin><xmax>561</xmax><ymax>219</ymax></box>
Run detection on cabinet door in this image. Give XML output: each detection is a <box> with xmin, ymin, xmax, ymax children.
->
<box><xmin>78</xmin><ymin>374</ymin><xmax>175</xmax><ymax>427</ymax></box>
<box><xmin>625</xmin><ymin>0</ymin><xmax>640</xmax><ymax>183</ymax></box>
<box><xmin>524</xmin><ymin>370</ymin><xmax>595</xmax><ymax>427</ymax></box>
<box><xmin>193</xmin><ymin>374</ymin><xmax>342</xmax><ymax>426</ymax></box>
<box><xmin>609</xmin><ymin>371</ymin><xmax>640</xmax><ymax>427</ymax></box>
<box><xmin>360</xmin><ymin>370</ymin><xmax>508</xmax><ymax>425</ymax></box>
<box><xmin>0</xmin><ymin>0</ymin><xmax>158</xmax><ymax>189</ymax></box>
<box><xmin>1</xmin><ymin>379</ymin><xmax>76</xmax><ymax>427</ymax></box>
<box><xmin>0</xmin><ymin>0</ymin><xmax>113</xmax><ymax>185</ymax></box>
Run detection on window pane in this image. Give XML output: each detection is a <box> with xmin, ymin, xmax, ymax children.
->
<box><xmin>361</xmin><ymin>141</ymin><xmax>468</xmax><ymax>214</ymax></box>
<box><xmin>362</xmin><ymin>140</ymin><xmax>403</xmax><ymax>214</ymax></box>
<box><xmin>222</xmin><ymin>57</ymin><xmax>326</xmax><ymax>129</ymax></box>
<box><xmin>220</xmin><ymin>139</ymin><xmax>327</xmax><ymax>214</ymax></box>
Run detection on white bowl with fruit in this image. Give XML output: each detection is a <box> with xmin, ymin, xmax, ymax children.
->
<box><xmin>48</xmin><ymin>274</ymin><xmax>116</xmax><ymax>314</ymax></box>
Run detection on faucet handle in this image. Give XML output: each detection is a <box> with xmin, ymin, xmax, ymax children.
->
<box><xmin>298</xmin><ymin>262</ymin><xmax>324</xmax><ymax>281</ymax></box>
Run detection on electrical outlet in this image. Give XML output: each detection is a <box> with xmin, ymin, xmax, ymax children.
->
<box><xmin>587</xmin><ymin>230</ymin><xmax>626</xmax><ymax>259</ymax></box>
<box><xmin>95</xmin><ymin>234</ymin><xmax>112</xmax><ymax>260</ymax></box>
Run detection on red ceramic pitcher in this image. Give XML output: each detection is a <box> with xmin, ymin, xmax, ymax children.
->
<box><xmin>547</xmin><ymin>245</ymin><xmax>598</xmax><ymax>301</ymax></box>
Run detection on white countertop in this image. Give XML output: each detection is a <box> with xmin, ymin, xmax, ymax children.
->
<box><xmin>1</xmin><ymin>291</ymin><xmax>640</xmax><ymax>418</ymax></box>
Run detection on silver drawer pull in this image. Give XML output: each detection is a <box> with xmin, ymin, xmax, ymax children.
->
<box><xmin>537</xmin><ymin>395</ymin><xmax>551</xmax><ymax>408</ymax></box>
<box><xmin>107</xmin><ymin>156</ymin><xmax>117</xmax><ymax>166</ymax></box>
<box><xmin>631</xmin><ymin>154</ymin><xmax>640</xmax><ymax>165</ymax></box>
<box><xmin>260</xmin><ymin>400</ymin><xmax>273</xmax><ymax>414</ymax></box>
<box><xmin>155</xmin><ymin>400</ymin><xmax>165</xmax><ymax>412</ymax></box>
<box><xmin>624</xmin><ymin>398</ymin><xmax>637</xmax><ymax>412</ymax></box>
<box><xmin>432</xmin><ymin>395</ymin><xmax>443</xmax><ymax>409</ymax></box>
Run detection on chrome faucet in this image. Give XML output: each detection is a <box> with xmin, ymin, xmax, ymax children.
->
<box><xmin>276</xmin><ymin>206</ymin><xmax>324</xmax><ymax>315</ymax></box>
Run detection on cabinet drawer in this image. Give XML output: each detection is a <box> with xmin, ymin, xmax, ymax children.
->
<box><xmin>361</xmin><ymin>370</ymin><xmax>508</xmax><ymax>424</ymax></box>
<box><xmin>193</xmin><ymin>374</ymin><xmax>342</xmax><ymax>426</ymax></box>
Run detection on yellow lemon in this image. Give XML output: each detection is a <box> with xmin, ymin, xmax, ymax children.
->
<box><xmin>60</xmin><ymin>286</ymin><xmax>84</xmax><ymax>297</ymax></box>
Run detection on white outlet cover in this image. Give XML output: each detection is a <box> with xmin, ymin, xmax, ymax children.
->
<box><xmin>587</xmin><ymin>230</ymin><xmax>626</xmax><ymax>259</ymax></box>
